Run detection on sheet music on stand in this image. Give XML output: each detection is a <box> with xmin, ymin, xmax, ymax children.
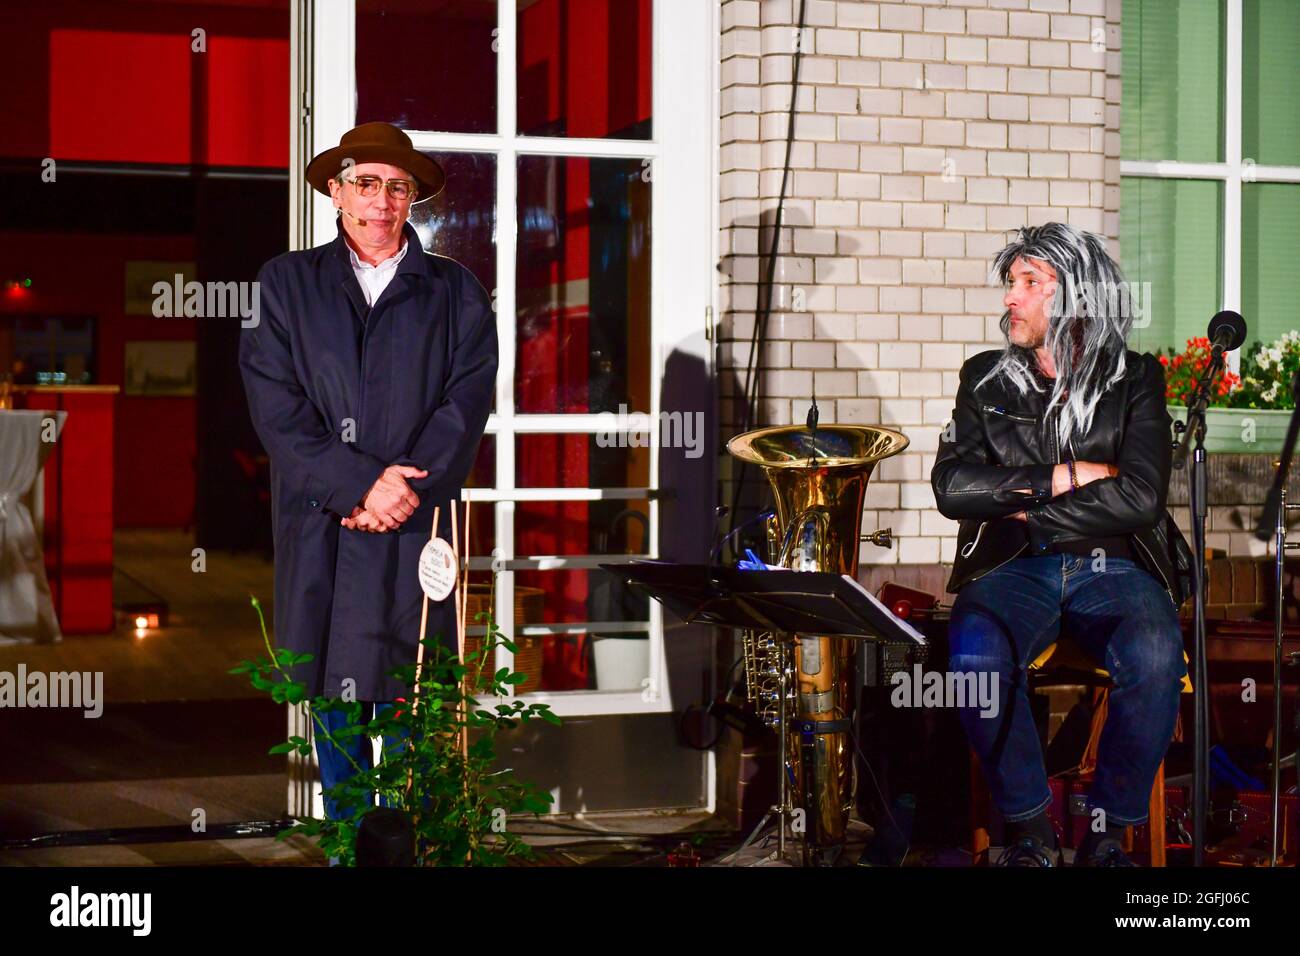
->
<box><xmin>842</xmin><ymin>576</ymin><xmax>930</xmax><ymax>648</ymax></box>
<box><xmin>604</xmin><ymin>561</ymin><xmax>928</xmax><ymax>649</ymax></box>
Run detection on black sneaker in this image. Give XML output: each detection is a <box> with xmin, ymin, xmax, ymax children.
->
<box><xmin>994</xmin><ymin>834</ymin><xmax>1064</xmax><ymax>867</ymax></box>
<box><xmin>1074</xmin><ymin>837</ymin><xmax>1137</xmax><ymax>867</ymax></box>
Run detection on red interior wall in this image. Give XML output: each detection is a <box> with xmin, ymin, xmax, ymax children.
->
<box><xmin>1</xmin><ymin>1</ymin><xmax>287</xmax><ymax>528</ymax></box>
<box><xmin>0</xmin><ymin>2</ymin><xmax>289</xmax><ymax>166</ymax></box>
<box><xmin>0</xmin><ymin>233</ymin><xmax>199</xmax><ymax>528</ymax></box>
<box><xmin>49</xmin><ymin>29</ymin><xmax>194</xmax><ymax>164</ymax></box>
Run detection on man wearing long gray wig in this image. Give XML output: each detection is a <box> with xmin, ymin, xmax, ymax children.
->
<box><xmin>932</xmin><ymin>222</ymin><xmax>1188</xmax><ymax>867</ymax></box>
<box><xmin>980</xmin><ymin>223</ymin><xmax>1134</xmax><ymax>452</ymax></box>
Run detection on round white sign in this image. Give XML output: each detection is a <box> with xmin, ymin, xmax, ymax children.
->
<box><xmin>418</xmin><ymin>537</ymin><xmax>459</xmax><ymax>602</ymax></box>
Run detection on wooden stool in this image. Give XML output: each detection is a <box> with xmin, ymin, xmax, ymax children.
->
<box><xmin>969</xmin><ymin>640</ymin><xmax>1189</xmax><ymax>866</ymax></box>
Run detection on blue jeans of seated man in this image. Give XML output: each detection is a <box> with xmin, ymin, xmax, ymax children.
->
<box><xmin>948</xmin><ymin>555</ymin><xmax>1186</xmax><ymax>827</ymax></box>
<box><xmin>312</xmin><ymin>701</ymin><xmax>411</xmax><ymax>821</ymax></box>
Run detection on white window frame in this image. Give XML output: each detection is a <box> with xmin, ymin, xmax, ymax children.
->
<box><xmin>1120</xmin><ymin>0</ymin><xmax>1300</xmax><ymax>373</ymax></box>
<box><xmin>302</xmin><ymin>0</ymin><xmax>718</xmax><ymax>718</ymax></box>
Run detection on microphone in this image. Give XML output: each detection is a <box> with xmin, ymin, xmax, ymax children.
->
<box><xmin>806</xmin><ymin>396</ymin><xmax>822</xmax><ymax>459</ymax></box>
<box><xmin>1172</xmin><ymin>310</ymin><xmax>1249</xmax><ymax>470</ymax></box>
<box><xmin>341</xmin><ymin>208</ymin><xmax>369</xmax><ymax>227</ymax></box>
<box><xmin>1207</xmin><ymin>310</ymin><xmax>1247</xmax><ymax>359</ymax></box>
<box><xmin>705</xmin><ymin>505</ymin><xmax>730</xmax><ymax>568</ymax></box>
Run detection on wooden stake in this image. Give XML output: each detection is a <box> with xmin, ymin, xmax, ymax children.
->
<box><xmin>451</xmin><ymin>501</ymin><xmax>463</xmax><ymax>664</ymax></box>
<box><xmin>460</xmin><ymin>500</ymin><xmax>472</xmax><ymax>666</ymax></box>
<box><xmin>460</xmin><ymin>500</ymin><xmax>472</xmax><ymax>759</ymax></box>
<box><xmin>408</xmin><ymin>504</ymin><xmax>441</xmax><ymax>800</ymax></box>
<box><xmin>451</xmin><ymin>501</ymin><xmax>470</xmax><ymax>764</ymax></box>
<box><xmin>413</xmin><ymin>505</ymin><xmax>440</xmax><ymax>715</ymax></box>
<box><xmin>458</xmin><ymin>497</ymin><xmax>472</xmax><ymax>864</ymax></box>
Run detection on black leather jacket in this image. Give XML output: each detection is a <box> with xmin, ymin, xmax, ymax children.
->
<box><xmin>931</xmin><ymin>348</ymin><xmax>1193</xmax><ymax>607</ymax></box>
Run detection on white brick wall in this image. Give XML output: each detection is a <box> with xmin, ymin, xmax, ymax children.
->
<box><xmin>719</xmin><ymin>0</ymin><xmax>1123</xmax><ymax>571</ymax></box>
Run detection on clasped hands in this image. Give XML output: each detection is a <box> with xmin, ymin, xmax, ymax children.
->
<box><xmin>340</xmin><ymin>464</ymin><xmax>429</xmax><ymax>532</ymax></box>
<box><xmin>1007</xmin><ymin>461</ymin><xmax>1118</xmax><ymax>522</ymax></box>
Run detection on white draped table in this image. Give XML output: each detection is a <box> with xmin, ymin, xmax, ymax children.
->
<box><xmin>0</xmin><ymin>409</ymin><xmax>68</xmax><ymax>643</ymax></box>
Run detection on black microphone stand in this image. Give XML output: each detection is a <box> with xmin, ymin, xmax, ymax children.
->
<box><xmin>1170</xmin><ymin>346</ymin><xmax>1231</xmax><ymax>868</ymax></box>
<box><xmin>1253</xmin><ymin>369</ymin><xmax>1300</xmax><ymax>868</ymax></box>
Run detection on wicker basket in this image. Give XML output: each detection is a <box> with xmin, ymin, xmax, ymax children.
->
<box><xmin>463</xmin><ymin>584</ymin><xmax>545</xmax><ymax>695</ymax></box>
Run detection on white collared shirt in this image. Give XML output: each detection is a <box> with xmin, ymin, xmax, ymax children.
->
<box><xmin>347</xmin><ymin>236</ymin><xmax>410</xmax><ymax>307</ymax></box>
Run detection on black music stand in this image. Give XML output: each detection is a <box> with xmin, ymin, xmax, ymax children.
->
<box><xmin>605</xmin><ymin>561</ymin><xmax>927</xmax><ymax>864</ymax></box>
<box><xmin>609</xmin><ymin>562</ymin><xmax>928</xmax><ymax>645</ymax></box>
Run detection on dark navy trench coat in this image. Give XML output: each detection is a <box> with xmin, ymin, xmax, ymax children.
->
<box><xmin>239</xmin><ymin>218</ymin><xmax>497</xmax><ymax>701</ymax></box>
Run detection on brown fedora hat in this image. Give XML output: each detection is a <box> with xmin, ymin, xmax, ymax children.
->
<box><xmin>305</xmin><ymin>122</ymin><xmax>445</xmax><ymax>201</ymax></box>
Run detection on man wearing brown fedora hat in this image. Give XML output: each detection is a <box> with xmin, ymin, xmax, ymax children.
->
<box><xmin>239</xmin><ymin>122</ymin><xmax>497</xmax><ymax>825</ymax></box>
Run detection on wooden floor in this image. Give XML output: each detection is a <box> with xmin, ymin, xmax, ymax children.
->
<box><xmin>0</xmin><ymin>529</ymin><xmax>276</xmax><ymax>704</ymax></box>
<box><xmin>0</xmin><ymin>530</ymin><xmax>729</xmax><ymax>867</ymax></box>
<box><xmin>0</xmin><ymin>530</ymin><xmax>319</xmax><ymax>864</ymax></box>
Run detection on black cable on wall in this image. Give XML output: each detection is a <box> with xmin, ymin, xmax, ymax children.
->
<box><xmin>727</xmin><ymin>0</ymin><xmax>811</xmax><ymax>539</ymax></box>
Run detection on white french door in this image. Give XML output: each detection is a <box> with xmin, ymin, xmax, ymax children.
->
<box><xmin>295</xmin><ymin>0</ymin><xmax>717</xmax><ymax>719</ymax></box>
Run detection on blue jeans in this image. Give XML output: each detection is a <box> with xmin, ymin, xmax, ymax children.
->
<box><xmin>312</xmin><ymin>701</ymin><xmax>410</xmax><ymax>821</ymax></box>
<box><xmin>948</xmin><ymin>555</ymin><xmax>1186</xmax><ymax>826</ymax></box>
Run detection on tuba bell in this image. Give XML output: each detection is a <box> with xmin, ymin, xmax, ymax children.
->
<box><xmin>726</xmin><ymin>424</ymin><xmax>909</xmax><ymax>863</ymax></box>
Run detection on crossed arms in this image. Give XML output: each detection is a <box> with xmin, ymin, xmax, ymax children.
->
<box><xmin>931</xmin><ymin>355</ymin><xmax>1171</xmax><ymax>548</ymax></box>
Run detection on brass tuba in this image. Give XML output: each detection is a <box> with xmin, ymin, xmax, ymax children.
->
<box><xmin>727</xmin><ymin>424</ymin><xmax>909</xmax><ymax>863</ymax></box>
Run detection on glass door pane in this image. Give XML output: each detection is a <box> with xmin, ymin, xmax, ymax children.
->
<box><xmin>1242</xmin><ymin>183</ymin><xmax>1300</xmax><ymax>347</ymax></box>
<box><xmin>514</xmin><ymin>568</ymin><xmax>651</xmax><ymax>692</ymax></box>
<box><xmin>1120</xmin><ymin>176</ymin><xmax>1223</xmax><ymax>353</ymax></box>
<box><xmin>516</xmin><ymin>154</ymin><xmax>652</xmax><ymax>413</ymax></box>
<box><xmin>356</xmin><ymin>0</ymin><xmax>499</xmax><ymax>133</ymax></box>
<box><xmin>408</xmin><ymin>150</ymin><xmax>498</xmax><ymax>291</ymax></box>
<box><xmin>517</xmin><ymin>0</ymin><xmax>652</xmax><ymax>139</ymax></box>
<box><xmin>1120</xmin><ymin>0</ymin><xmax>1224</xmax><ymax>163</ymax></box>
<box><xmin>1243</xmin><ymin>0</ymin><xmax>1300</xmax><ymax>166</ymax></box>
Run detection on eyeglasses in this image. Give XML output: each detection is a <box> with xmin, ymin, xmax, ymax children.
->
<box><xmin>342</xmin><ymin>175</ymin><xmax>418</xmax><ymax>201</ymax></box>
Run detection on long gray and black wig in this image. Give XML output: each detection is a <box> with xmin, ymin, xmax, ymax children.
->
<box><xmin>976</xmin><ymin>222</ymin><xmax>1133</xmax><ymax>454</ymax></box>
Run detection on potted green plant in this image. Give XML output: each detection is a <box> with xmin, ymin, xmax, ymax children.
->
<box><xmin>232</xmin><ymin>596</ymin><xmax>559</xmax><ymax>866</ymax></box>
<box><xmin>1161</xmin><ymin>334</ymin><xmax>1295</xmax><ymax>453</ymax></box>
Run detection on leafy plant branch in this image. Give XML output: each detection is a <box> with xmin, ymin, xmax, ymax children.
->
<box><xmin>231</xmin><ymin>594</ymin><xmax>559</xmax><ymax>866</ymax></box>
